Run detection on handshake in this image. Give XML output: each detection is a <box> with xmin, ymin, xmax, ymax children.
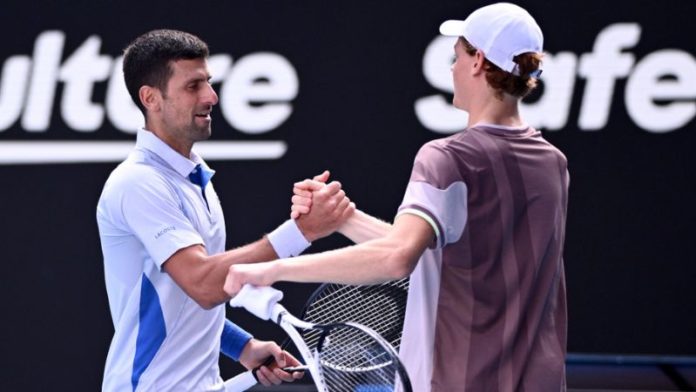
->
<box><xmin>289</xmin><ymin>170</ymin><xmax>356</xmax><ymax>242</ymax></box>
<box><xmin>223</xmin><ymin>169</ymin><xmax>360</xmax><ymax>297</ymax></box>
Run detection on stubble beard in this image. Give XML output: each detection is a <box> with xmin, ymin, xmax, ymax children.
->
<box><xmin>192</xmin><ymin>120</ymin><xmax>212</xmax><ymax>142</ymax></box>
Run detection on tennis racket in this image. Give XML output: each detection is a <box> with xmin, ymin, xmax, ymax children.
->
<box><xmin>223</xmin><ymin>281</ymin><xmax>411</xmax><ymax>392</ymax></box>
<box><xmin>299</xmin><ymin>279</ymin><xmax>409</xmax><ymax>354</ymax></box>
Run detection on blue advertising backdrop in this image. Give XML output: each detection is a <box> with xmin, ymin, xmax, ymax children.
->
<box><xmin>0</xmin><ymin>0</ymin><xmax>694</xmax><ymax>389</ymax></box>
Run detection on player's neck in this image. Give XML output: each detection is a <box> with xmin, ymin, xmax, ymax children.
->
<box><xmin>144</xmin><ymin>120</ymin><xmax>194</xmax><ymax>158</ymax></box>
<box><xmin>467</xmin><ymin>94</ymin><xmax>523</xmax><ymax>128</ymax></box>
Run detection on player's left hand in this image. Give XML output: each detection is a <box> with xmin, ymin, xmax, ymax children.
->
<box><xmin>239</xmin><ymin>339</ymin><xmax>304</xmax><ymax>386</ymax></box>
<box><xmin>224</xmin><ymin>262</ymin><xmax>275</xmax><ymax>298</ymax></box>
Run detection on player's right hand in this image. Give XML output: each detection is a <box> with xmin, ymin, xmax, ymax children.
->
<box><xmin>290</xmin><ymin>170</ymin><xmax>330</xmax><ymax>219</ymax></box>
<box><xmin>295</xmin><ymin>181</ymin><xmax>355</xmax><ymax>241</ymax></box>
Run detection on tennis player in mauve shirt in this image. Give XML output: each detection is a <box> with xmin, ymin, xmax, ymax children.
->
<box><xmin>225</xmin><ymin>3</ymin><xmax>569</xmax><ymax>391</ymax></box>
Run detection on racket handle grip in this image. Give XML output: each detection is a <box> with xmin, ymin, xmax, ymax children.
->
<box><xmin>228</xmin><ymin>284</ymin><xmax>284</xmax><ymax>321</ymax></box>
<box><xmin>282</xmin><ymin>365</ymin><xmax>309</xmax><ymax>372</ymax></box>
<box><xmin>223</xmin><ymin>370</ymin><xmax>257</xmax><ymax>392</ymax></box>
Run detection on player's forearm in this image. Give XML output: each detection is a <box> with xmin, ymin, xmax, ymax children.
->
<box><xmin>273</xmin><ymin>237</ymin><xmax>413</xmax><ymax>286</ymax></box>
<box><xmin>215</xmin><ymin>219</ymin><xmax>311</xmax><ymax>266</ymax></box>
<box><xmin>200</xmin><ymin>221</ymin><xmax>310</xmax><ymax>306</ymax></box>
<box><xmin>180</xmin><ymin>239</ymin><xmax>278</xmax><ymax>308</ymax></box>
<box><xmin>271</xmin><ymin>215</ymin><xmax>434</xmax><ymax>286</ymax></box>
<box><xmin>217</xmin><ymin>237</ymin><xmax>279</xmax><ymax>265</ymax></box>
<box><xmin>338</xmin><ymin>209</ymin><xmax>392</xmax><ymax>244</ymax></box>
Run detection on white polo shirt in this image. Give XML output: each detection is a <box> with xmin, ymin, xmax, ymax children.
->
<box><xmin>98</xmin><ymin>129</ymin><xmax>228</xmax><ymax>391</ymax></box>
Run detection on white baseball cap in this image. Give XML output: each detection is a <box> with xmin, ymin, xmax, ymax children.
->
<box><xmin>439</xmin><ymin>2</ymin><xmax>543</xmax><ymax>76</ymax></box>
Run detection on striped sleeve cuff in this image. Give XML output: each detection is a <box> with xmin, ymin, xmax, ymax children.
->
<box><xmin>267</xmin><ymin>219</ymin><xmax>311</xmax><ymax>258</ymax></box>
<box><xmin>396</xmin><ymin>208</ymin><xmax>441</xmax><ymax>239</ymax></box>
<box><xmin>396</xmin><ymin>207</ymin><xmax>442</xmax><ymax>249</ymax></box>
<box><xmin>220</xmin><ymin>319</ymin><xmax>253</xmax><ymax>361</ymax></box>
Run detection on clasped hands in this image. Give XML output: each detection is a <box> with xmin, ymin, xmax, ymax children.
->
<box><xmin>292</xmin><ymin>170</ymin><xmax>355</xmax><ymax>242</ymax></box>
<box><xmin>223</xmin><ymin>170</ymin><xmax>354</xmax><ymax>295</ymax></box>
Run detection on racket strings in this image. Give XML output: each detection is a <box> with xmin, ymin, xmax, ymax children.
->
<box><xmin>296</xmin><ymin>279</ymin><xmax>411</xmax><ymax>391</ymax></box>
<box><xmin>321</xmin><ymin>325</ymin><xmax>393</xmax><ymax>368</ymax></box>
<box><xmin>304</xmin><ymin>303</ymin><xmax>401</xmax><ymax>348</ymax></box>
<box><xmin>302</xmin><ymin>279</ymin><xmax>409</xmax><ymax>350</ymax></box>
<box><xmin>317</xmin><ymin>325</ymin><xmax>401</xmax><ymax>392</ymax></box>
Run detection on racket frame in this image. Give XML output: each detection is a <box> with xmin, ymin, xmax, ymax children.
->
<box><xmin>224</xmin><ymin>282</ymin><xmax>412</xmax><ymax>392</ymax></box>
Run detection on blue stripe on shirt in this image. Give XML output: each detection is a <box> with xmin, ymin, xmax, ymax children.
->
<box><xmin>131</xmin><ymin>274</ymin><xmax>167</xmax><ymax>391</ymax></box>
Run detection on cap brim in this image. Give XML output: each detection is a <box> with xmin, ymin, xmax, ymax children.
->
<box><xmin>439</xmin><ymin>20</ymin><xmax>466</xmax><ymax>36</ymax></box>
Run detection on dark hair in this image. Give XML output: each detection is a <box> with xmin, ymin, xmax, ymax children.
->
<box><xmin>460</xmin><ymin>37</ymin><xmax>543</xmax><ymax>100</ymax></box>
<box><xmin>122</xmin><ymin>29</ymin><xmax>209</xmax><ymax>114</ymax></box>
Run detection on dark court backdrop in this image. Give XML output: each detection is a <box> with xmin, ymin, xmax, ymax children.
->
<box><xmin>0</xmin><ymin>0</ymin><xmax>694</xmax><ymax>390</ymax></box>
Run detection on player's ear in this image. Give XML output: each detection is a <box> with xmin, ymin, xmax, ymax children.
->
<box><xmin>472</xmin><ymin>50</ymin><xmax>485</xmax><ymax>75</ymax></box>
<box><xmin>139</xmin><ymin>85</ymin><xmax>162</xmax><ymax>113</ymax></box>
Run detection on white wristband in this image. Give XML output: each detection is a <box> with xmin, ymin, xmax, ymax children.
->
<box><xmin>267</xmin><ymin>219</ymin><xmax>311</xmax><ymax>258</ymax></box>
